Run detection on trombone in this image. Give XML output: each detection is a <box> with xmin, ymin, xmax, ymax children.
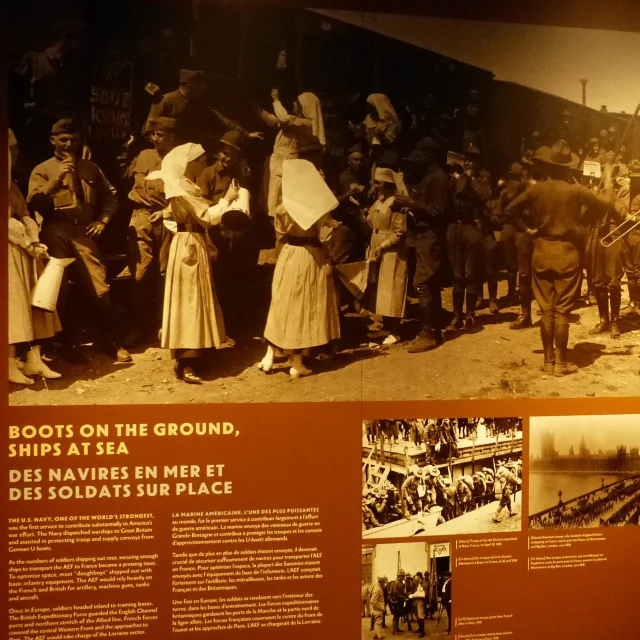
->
<box><xmin>600</xmin><ymin>210</ymin><xmax>640</xmax><ymax>248</ymax></box>
<box><xmin>599</xmin><ymin>101</ymin><xmax>640</xmax><ymax>248</ymax></box>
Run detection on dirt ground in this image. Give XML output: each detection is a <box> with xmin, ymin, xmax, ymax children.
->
<box><xmin>9</xmin><ymin>274</ymin><xmax>640</xmax><ymax>407</ymax></box>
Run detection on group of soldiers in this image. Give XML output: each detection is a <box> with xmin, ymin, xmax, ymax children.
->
<box><xmin>9</xmin><ymin>36</ymin><xmax>640</xmax><ymax>386</ymax></box>
<box><xmin>365</xmin><ymin>418</ymin><xmax>522</xmax><ymax>465</ymax></box>
<box><xmin>531</xmin><ymin>475</ymin><xmax>640</xmax><ymax>529</ymax></box>
<box><xmin>365</xmin><ymin>570</ymin><xmax>452</xmax><ymax>637</ymax></box>
<box><xmin>362</xmin><ymin>458</ymin><xmax>522</xmax><ymax>530</ymax></box>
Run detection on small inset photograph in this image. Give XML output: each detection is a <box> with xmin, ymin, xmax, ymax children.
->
<box><xmin>362</xmin><ymin>541</ymin><xmax>452</xmax><ymax>639</ymax></box>
<box><xmin>362</xmin><ymin>418</ymin><xmax>523</xmax><ymax>539</ymax></box>
<box><xmin>529</xmin><ymin>414</ymin><xmax>640</xmax><ymax>530</ymax></box>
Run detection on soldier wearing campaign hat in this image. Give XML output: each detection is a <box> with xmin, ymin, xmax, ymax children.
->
<box><xmin>144</xmin><ymin>68</ymin><xmax>263</xmax><ymax>148</ymax></box>
<box><xmin>505</xmin><ymin>139</ymin><xmax>620</xmax><ymax>376</ymax></box>
<box><xmin>394</xmin><ymin>138</ymin><xmax>450</xmax><ymax>353</ymax></box>
<box><xmin>121</xmin><ymin>116</ymin><xmax>198</xmax><ymax>347</ymax></box>
<box><xmin>388</xmin><ymin>569</ymin><xmax>408</xmax><ymax>635</ymax></box>
<box><xmin>27</xmin><ymin>118</ymin><xmax>131</xmax><ymax>364</ymax></box>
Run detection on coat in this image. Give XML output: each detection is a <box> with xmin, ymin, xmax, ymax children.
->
<box><xmin>161</xmin><ymin>194</ymin><xmax>227</xmax><ymax>350</ymax></box>
<box><xmin>9</xmin><ymin>182</ymin><xmax>61</xmax><ymax>345</ymax></box>
<box><xmin>263</xmin><ymin>209</ymin><xmax>340</xmax><ymax>350</ymax></box>
<box><xmin>364</xmin><ymin>196</ymin><xmax>408</xmax><ymax>318</ymax></box>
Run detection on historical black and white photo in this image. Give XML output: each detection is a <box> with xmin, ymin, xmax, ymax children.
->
<box><xmin>362</xmin><ymin>418</ymin><xmax>523</xmax><ymax>538</ymax></box>
<box><xmin>362</xmin><ymin>541</ymin><xmax>452</xmax><ymax>638</ymax></box>
<box><xmin>7</xmin><ymin>2</ymin><xmax>640</xmax><ymax>405</ymax></box>
<box><xmin>529</xmin><ymin>414</ymin><xmax>640</xmax><ymax>529</ymax></box>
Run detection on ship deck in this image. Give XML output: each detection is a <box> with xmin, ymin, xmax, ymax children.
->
<box><xmin>363</xmin><ymin>433</ymin><xmax>522</xmax><ymax>474</ymax></box>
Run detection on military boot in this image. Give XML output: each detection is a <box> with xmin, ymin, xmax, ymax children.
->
<box><xmin>588</xmin><ymin>292</ymin><xmax>610</xmax><ymax>335</ymax></box>
<box><xmin>610</xmin><ymin>289</ymin><xmax>622</xmax><ymax>339</ymax></box>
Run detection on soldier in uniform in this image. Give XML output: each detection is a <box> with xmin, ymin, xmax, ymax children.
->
<box><xmin>144</xmin><ymin>69</ymin><xmax>263</xmax><ymax>148</ymax></box>
<box><xmin>492</xmin><ymin>462</ymin><xmax>520</xmax><ymax>522</ymax></box>
<box><xmin>585</xmin><ymin>161</ymin><xmax>629</xmax><ymax>339</ymax></box>
<box><xmin>388</xmin><ymin>569</ymin><xmax>408</xmax><ymax>635</ymax></box>
<box><xmin>120</xmin><ymin>116</ymin><xmax>182</xmax><ymax>347</ymax></box>
<box><xmin>619</xmin><ymin>160</ymin><xmax>640</xmax><ymax>315</ymax></box>
<box><xmin>197</xmin><ymin>130</ymin><xmax>257</xmax><ymax>336</ymax></box>
<box><xmin>440</xmin><ymin>477</ymin><xmax>456</xmax><ymax>521</ymax></box>
<box><xmin>401</xmin><ymin>467</ymin><xmax>425</xmax><ymax>519</ymax></box>
<box><xmin>445</xmin><ymin>172</ymin><xmax>486</xmax><ymax>329</ymax></box>
<box><xmin>440</xmin><ymin>418</ymin><xmax>460</xmax><ymax>459</ymax></box>
<box><xmin>455</xmin><ymin>478</ymin><xmax>473</xmax><ymax>514</ymax></box>
<box><xmin>27</xmin><ymin>119</ymin><xmax>131</xmax><ymax>363</ymax></box>
<box><xmin>505</xmin><ymin>140</ymin><xmax>618</xmax><ymax>375</ymax></box>
<box><xmin>394</xmin><ymin>139</ymin><xmax>451</xmax><ymax>352</ymax></box>
<box><xmin>496</xmin><ymin>162</ymin><xmax>535</xmax><ymax>328</ymax></box>
<box><xmin>425</xmin><ymin>418</ymin><xmax>443</xmax><ymax>464</ymax></box>
<box><xmin>363</xmin><ymin>490</ymin><xmax>382</xmax><ymax>530</ymax></box>
<box><xmin>441</xmin><ymin>574</ymin><xmax>452</xmax><ymax>634</ymax></box>
<box><xmin>370</xmin><ymin>575</ymin><xmax>387</xmax><ymax>639</ymax></box>
<box><xmin>483</xmin><ymin>467</ymin><xmax>496</xmax><ymax>501</ymax></box>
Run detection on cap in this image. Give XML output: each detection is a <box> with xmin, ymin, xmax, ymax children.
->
<box><xmin>507</xmin><ymin>162</ymin><xmax>523</xmax><ymax>178</ymax></box>
<box><xmin>220</xmin><ymin>130</ymin><xmax>242</xmax><ymax>150</ymax></box>
<box><xmin>179</xmin><ymin>69</ymin><xmax>205</xmax><ymax>84</ymax></box>
<box><xmin>628</xmin><ymin>159</ymin><xmax>640</xmax><ymax>174</ymax></box>
<box><xmin>51</xmin><ymin>119</ymin><xmax>79</xmax><ymax>136</ymax></box>
<box><xmin>348</xmin><ymin>142</ymin><xmax>365</xmax><ymax>157</ymax></box>
<box><xmin>415</xmin><ymin>137</ymin><xmax>442</xmax><ymax>157</ymax></box>
<box><xmin>147</xmin><ymin>117</ymin><xmax>177</xmax><ymax>133</ymax></box>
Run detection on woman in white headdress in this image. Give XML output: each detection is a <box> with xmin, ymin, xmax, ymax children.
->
<box><xmin>8</xmin><ymin>129</ymin><xmax>62</xmax><ymax>385</ymax></box>
<box><xmin>255</xmin><ymin>89</ymin><xmax>325</xmax><ymax>220</ymax></box>
<box><xmin>363</xmin><ymin>94</ymin><xmax>400</xmax><ymax>148</ymax></box>
<box><xmin>150</xmin><ymin>143</ymin><xmax>229</xmax><ymax>384</ymax></box>
<box><xmin>363</xmin><ymin>167</ymin><xmax>409</xmax><ymax>345</ymax></box>
<box><xmin>258</xmin><ymin>159</ymin><xmax>340</xmax><ymax>378</ymax></box>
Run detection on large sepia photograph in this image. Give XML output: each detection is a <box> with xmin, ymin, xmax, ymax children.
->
<box><xmin>529</xmin><ymin>414</ymin><xmax>640</xmax><ymax>530</ymax></box>
<box><xmin>7</xmin><ymin>1</ymin><xmax>640</xmax><ymax>405</ymax></box>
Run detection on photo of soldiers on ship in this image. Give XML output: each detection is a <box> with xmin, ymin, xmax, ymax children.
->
<box><xmin>363</xmin><ymin>418</ymin><xmax>523</xmax><ymax>537</ymax></box>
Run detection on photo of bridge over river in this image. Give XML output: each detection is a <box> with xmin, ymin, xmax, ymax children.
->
<box><xmin>529</xmin><ymin>414</ymin><xmax>640</xmax><ymax>530</ymax></box>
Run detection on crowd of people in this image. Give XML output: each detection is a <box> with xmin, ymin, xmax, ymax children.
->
<box><xmin>364</xmin><ymin>570</ymin><xmax>452</xmax><ymax>637</ymax></box>
<box><xmin>8</xmin><ymin>20</ymin><xmax>640</xmax><ymax>388</ymax></box>
<box><xmin>362</xmin><ymin>458</ymin><xmax>522</xmax><ymax>531</ymax></box>
<box><xmin>530</xmin><ymin>475</ymin><xmax>640</xmax><ymax>529</ymax></box>
<box><xmin>365</xmin><ymin>418</ymin><xmax>522</xmax><ymax>461</ymax></box>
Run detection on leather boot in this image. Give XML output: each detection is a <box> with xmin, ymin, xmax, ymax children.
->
<box><xmin>510</xmin><ymin>303</ymin><xmax>532</xmax><ymax>329</ymax></box>
<box><xmin>446</xmin><ymin>315</ymin><xmax>464</xmax><ymax>331</ymax></box>
<box><xmin>446</xmin><ymin>288</ymin><xmax>465</xmax><ymax>331</ymax></box>
<box><xmin>408</xmin><ymin>330</ymin><xmax>442</xmax><ymax>352</ymax></box>
<box><xmin>554</xmin><ymin>316</ymin><xmax>578</xmax><ymax>376</ymax></box>
<box><xmin>621</xmin><ymin>283</ymin><xmax>639</xmax><ymax>316</ymax></box>
<box><xmin>488</xmin><ymin>279</ymin><xmax>499</xmax><ymax>314</ymax></box>
<box><xmin>463</xmin><ymin>289</ymin><xmax>477</xmax><ymax>327</ymax></box>
<box><xmin>506</xmin><ymin>273</ymin><xmax>517</xmax><ymax>298</ymax></box>
<box><xmin>409</xmin><ymin>298</ymin><xmax>443</xmax><ymax>351</ymax></box>
<box><xmin>540</xmin><ymin>312</ymin><xmax>555</xmax><ymax>374</ymax></box>
<box><xmin>610</xmin><ymin>289</ymin><xmax>622</xmax><ymax>338</ymax></box>
<box><xmin>417</xmin><ymin>619</ymin><xmax>426</xmax><ymax>638</ymax></box>
<box><xmin>589</xmin><ymin>291</ymin><xmax>610</xmax><ymax>334</ymax></box>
